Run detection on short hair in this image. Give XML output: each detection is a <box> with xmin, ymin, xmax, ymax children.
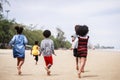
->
<box><xmin>75</xmin><ymin>25</ymin><xmax>82</xmax><ymax>35</ymax></box>
<box><xmin>15</xmin><ymin>26</ymin><xmax>23</xmax><ymax>34</ymax></box>
<box><xmin>43</xmin><ymin>30</ymin><xmax>51</xmax><ymax>38</ymax></box>
<box><xmin>35</xmin><ymin>41</ymin><xmax>39</xmax><ymax>45</ymax></box>
<box><xmin>76</xmin><ymin>25</ymin><xmax>89</xmax><ymax>37</ymax></box>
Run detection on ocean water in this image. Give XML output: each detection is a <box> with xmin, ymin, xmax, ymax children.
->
<box><xmin>94</xmin><ymin>49</ymin><xmax>120</xmax><ymax>52</ymax></box>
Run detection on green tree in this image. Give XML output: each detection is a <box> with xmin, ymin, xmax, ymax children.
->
<box><xmin>55</xmin><ymin>27</ymin><xmax>71</xmax><ymax>49</ymax></box>
<box><xmin>0</xmin><ymin>18</ymin><xmax>71</xmax><ymax>49</ymax></box>
<box><xmin>56</xmin><ymin>27</ymin><xmax>66</xmax><ymax>48</ymax></box>
<box><xmin>0</xmin><ymin>19</ymin><xmax>14</xmax><ymax>48</ymax></box>
<box><xmin>64</xmin><ymin>40</ymin><xmax>71</xmax><ymax>49</ymax></box>
<box><xmin>23</xmin><ymin>25</ymin><xmax>44</xmax><ymax>45</ymax></box>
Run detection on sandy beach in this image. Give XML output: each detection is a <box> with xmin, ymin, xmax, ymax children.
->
<box><xmin>0</xmin><ymin>49</ymin><xmax>120</xmax><ymax>80</ymax></box>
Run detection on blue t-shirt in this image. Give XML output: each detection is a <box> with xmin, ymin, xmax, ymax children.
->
<box><xmin>9</xmin><ymin>34</ymin><xmax>28</xmax><ymax>58</ymax></box>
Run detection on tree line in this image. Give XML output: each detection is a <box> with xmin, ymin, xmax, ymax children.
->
<box><xmin>0</xmin><ymin>0</ymin><xmax>71</xmax><ymax>49</ymax></box>
<box><xmin>1</xmin><ymin>18</ymin><xmax>72</xmax><ymax>49</ymax></box>
<box><xmin>0</xmin><ymin>18</ymin><xmax>71</xmax><ymax>49</ymax></box>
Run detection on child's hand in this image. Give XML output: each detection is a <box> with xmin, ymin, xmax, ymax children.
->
<box><xmin>52</xmin><ymin>51</ymin><xmax>56</xmax><ymax>56</ymax></box>
<box><xmin>53</xmin><ymin>53</ymin><xmax>57</xmax><ymax>56</ymax></box>
<box><xmin>69</xmin><ymin>48</ymin><xmax>73</xmax><ymax>50</ymax></box>
<box><xmin>7</xmin><ymin>45</ymin><xmax>12</xmax><ymax>49</ymax></box>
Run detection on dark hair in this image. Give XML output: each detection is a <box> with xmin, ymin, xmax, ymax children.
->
<box><xmin>76</xmin><ymin>25</ymin><xmax>89</xmax><ymax>37</ymax></box>
<box><xmin>15</xmin><ymin>26</ymin><xmax>23</xmax><ymax>34</ymax></box>
<box><xmin>75</xmin><ymin>25</ymin><xmax>82</xmax><ymax>35</ymax></box>
<box><xmin>43</xmin><ymin>30</ymin><xmax>51</xmax><ymax>38</ymax></box>
<box><xmin>35</xmin><ymin>41</ymin><xmax>39</xmax><ymax>45</ymax></box>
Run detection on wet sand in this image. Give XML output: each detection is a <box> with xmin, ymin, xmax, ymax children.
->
<box><xmin>0</xmin><ymin>49</ymin><xmax>120</xmax><ymax>80</ymax></box>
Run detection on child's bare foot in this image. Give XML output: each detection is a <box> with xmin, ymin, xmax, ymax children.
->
<box><xmin>82</xmin><ymin>70</ymin><xmax>84</xmax><ymax>73</ymax></box>
<box><xmin>17</xmin><ymin>66</ymin><xmax>19</xmax><ymax>70</ymax></box>
<box><xmin>47</xmin><ymin>70</ymin><xmax>51</xmax><ymax>76</ymax></box>
<box><xmin>45</xmin><ymin>67</ymin><xmax>49</xmax><ymax>71</ymax></box>
<box><xmin>35</xmin><ymin>62</ymin><xmax>37</xmax><ymax>65</ymax></box>
<box><xmin>18</xmin><ymin>71</ymin><xmax>22</xmax><ymax>75</ymax></box>
<box><xmin>45</xmin><ymin>67</ymin><xmax>51</xmax><ymax>76</ymax></box>
<box><xmin>78</xmin><ymin>73</ymin><xmax>81</xmax><ymax>78</ymax></box>
<box><xmin>17</xmin><ymin>66</ymin><xmax>22</xmax><ymax>75</ymax></box>
<box><xmin>81</xmin><ymin>68</ymin><xmax>84</xmax><ymax>73</ymax></box>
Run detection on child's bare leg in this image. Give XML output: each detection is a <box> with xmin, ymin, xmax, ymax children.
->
<box><xmin>36</xmin><ymin>61</ymin><xmax>37</xmax><ymax>65</ymax></box>
<box><xmin>17</xmin><ymin>58</ymin><xmax>21</xmax><ymax>74</ymax></box>
<box><xmin>44</xmin><ymin>56</ymin><xmax>53</xmax><ymax>76</ymax></box>
<box><xmin>76</xmin><ymin>57</ymin><xmax>79</xmax><ymax>70</ymax></box>
<box><xmin>45</xmin><ymin>67</ymin><xmax>51</xmax><ymax>76</ymax></box>
<box><xmin>17</xmin><ymin>58</ymin><xmax>20</xmax><ymax>66</ymax></box>
<box><xmin>46</xmin><ymin>64</ymin><xmax>52</xmax><ymax>75</ymax></box>
<box><xmin>80</xmin><ymin>60</ymin><xmax>84</xmax><ymax>73</ymax></box>
<box><xmin>45</xmin><ymin>64</ymin><xmax>52</xmax><ymax>76</ymax></box>
<box><xmin>82</xmin><ymin>58</ymin><xmax>86</xmax><ymax>73</ymax></box>
<box><xmin>47</xmin><ymin>64</ymin><xmax>52</xmax><ymax>69</ymax></box>
<box><xmin>78</xmin><ymin>57</ymin><xmax>86</xmax><ymax>78</ymax></box>
<box><xmin>78</xmin><ymin>58</ymin><xmax>81</xmax><ymax>78</ymax></box>
<box><xmin>17</xmin><ymin>58</ymin><xmax>24</xmax><ymax>75</ymax></box>
<box><xmin>35</xmin><ymin>56</ymin><xmax>38</xmax><ymax>65</ymax></box>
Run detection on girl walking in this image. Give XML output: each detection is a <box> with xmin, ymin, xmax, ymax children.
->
<box><xmin>9</xmin><ymin>26</ymin><xmax>28</xmax><ymax>75</ymax></box>
<box><xmin>76</xmin><ymin>25</ymin><xmax>89</xmax><ymax>78</ymax></box>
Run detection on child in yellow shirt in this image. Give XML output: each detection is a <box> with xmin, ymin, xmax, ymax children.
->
<box><xmin>31</xmin><ymin>41</ymin><xmax>40</xmax><ymax>65</ymax></box>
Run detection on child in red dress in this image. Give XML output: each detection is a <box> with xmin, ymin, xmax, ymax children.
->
<box><xmin>76</xmin><ymin>25</ymin><xmax>89</xmax><ymax>78</ymax></box>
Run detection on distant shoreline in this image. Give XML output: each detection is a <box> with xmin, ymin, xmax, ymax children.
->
<box><xmin>91</xmin><ymin>49</ymin><xmax>120</xmax><ymax>52</ymax></box>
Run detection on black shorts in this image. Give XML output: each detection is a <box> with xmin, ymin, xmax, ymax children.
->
<box><xmin>73</xmin><ymin>49</ymin><xmax>79</xmax><ymax>57</ymax></box>
<box><xmin>33</xmin><ymin>55</ymin><xmax>38</xmax><ymax>61</ymax></box>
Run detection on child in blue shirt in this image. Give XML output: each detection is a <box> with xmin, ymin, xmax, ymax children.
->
<box><xmin>9</xmin><ymin>26</ymin><xmax>28</xmax><ymax>75</ymax></box>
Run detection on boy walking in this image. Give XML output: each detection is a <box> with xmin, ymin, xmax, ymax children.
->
<box><xmin>39</xmin><ymin>30</ymin><xmax>56</xmax><ymax>76</ymax></box>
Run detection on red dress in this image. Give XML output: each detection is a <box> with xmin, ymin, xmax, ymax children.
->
<box><xmin>77</xmin><ymin>36</ymin><xmax>89</xmax><ymax>58</ymax></box>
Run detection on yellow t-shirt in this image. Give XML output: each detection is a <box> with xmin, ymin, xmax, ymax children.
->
<box><xmin>32</xmin><ymin>45</ymin><xmax>39</xmax><ymax>55</ymax></box>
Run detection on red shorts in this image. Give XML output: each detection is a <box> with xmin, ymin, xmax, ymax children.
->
<box><xmin>44</xmin><ymin>56</ymin><xmax>53</xmax><ymax>66</ymax></box>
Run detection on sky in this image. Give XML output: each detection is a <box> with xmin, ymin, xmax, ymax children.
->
<box><xmin>3</xmin><ymin>0</ymin><xmax>120</xmax><ymax>49</ymax></box>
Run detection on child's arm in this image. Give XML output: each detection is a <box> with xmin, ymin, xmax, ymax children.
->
<box><xmin>70</xmin><ymin>36</ymin><xmax>76</xmax><ymax>50</ymax></box>
<box><xmin>9</xmin><ymin>35</ymin><xmax>16</xmax><ymax>47</ymax></box>
<box><xmin>52</xmin><ymin>50</ymin><xmax>56</xmax><ymax>56</ymax></box>
<box><xmin>39</xmin><ymin>52</ymin><xmax>42</xmax><ymax>56</ymax></box>
<box><xmin>39</xmin><ymin>47</ymin><xmax>42</xmax><ymax>56</ymax></box>
<box><xmin>39</xmin><ymin>47</ymin><xmax>43</xmax><ymax>56</ymax></box>
<box><xmin>30</xmin><ymin>48</ymin><xmax>32</xmax><ymax>55</ymax></box>
<box><xmin>51</xmin><ymin>40</ymin><xmax>56</xmax><ymax>56</ymax></box>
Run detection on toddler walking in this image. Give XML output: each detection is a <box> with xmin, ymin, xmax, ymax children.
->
<box><xmin>31</xmin><ymin>41</ymin><xmax>40</xmax><ymax>65</ymax></box>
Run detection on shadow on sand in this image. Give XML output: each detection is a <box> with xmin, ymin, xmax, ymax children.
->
<box><xmin>83</xmin><ymin>70</ymin><xmax>90</xmax><ymax>73</ymax></box>
<box><xmin>82</xmin><ymin>74</ymin><xmax>99</xmax><ymax>78</ymax></box>
<box><xmin>15</xmin><ymin>74</ymin><xmax>33</xmax><ymax>76</ymax></box>
<box><xmin>50</xmin><ymin>74</ymin><xmax>60</xmax><ymax>76</ymax></box>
